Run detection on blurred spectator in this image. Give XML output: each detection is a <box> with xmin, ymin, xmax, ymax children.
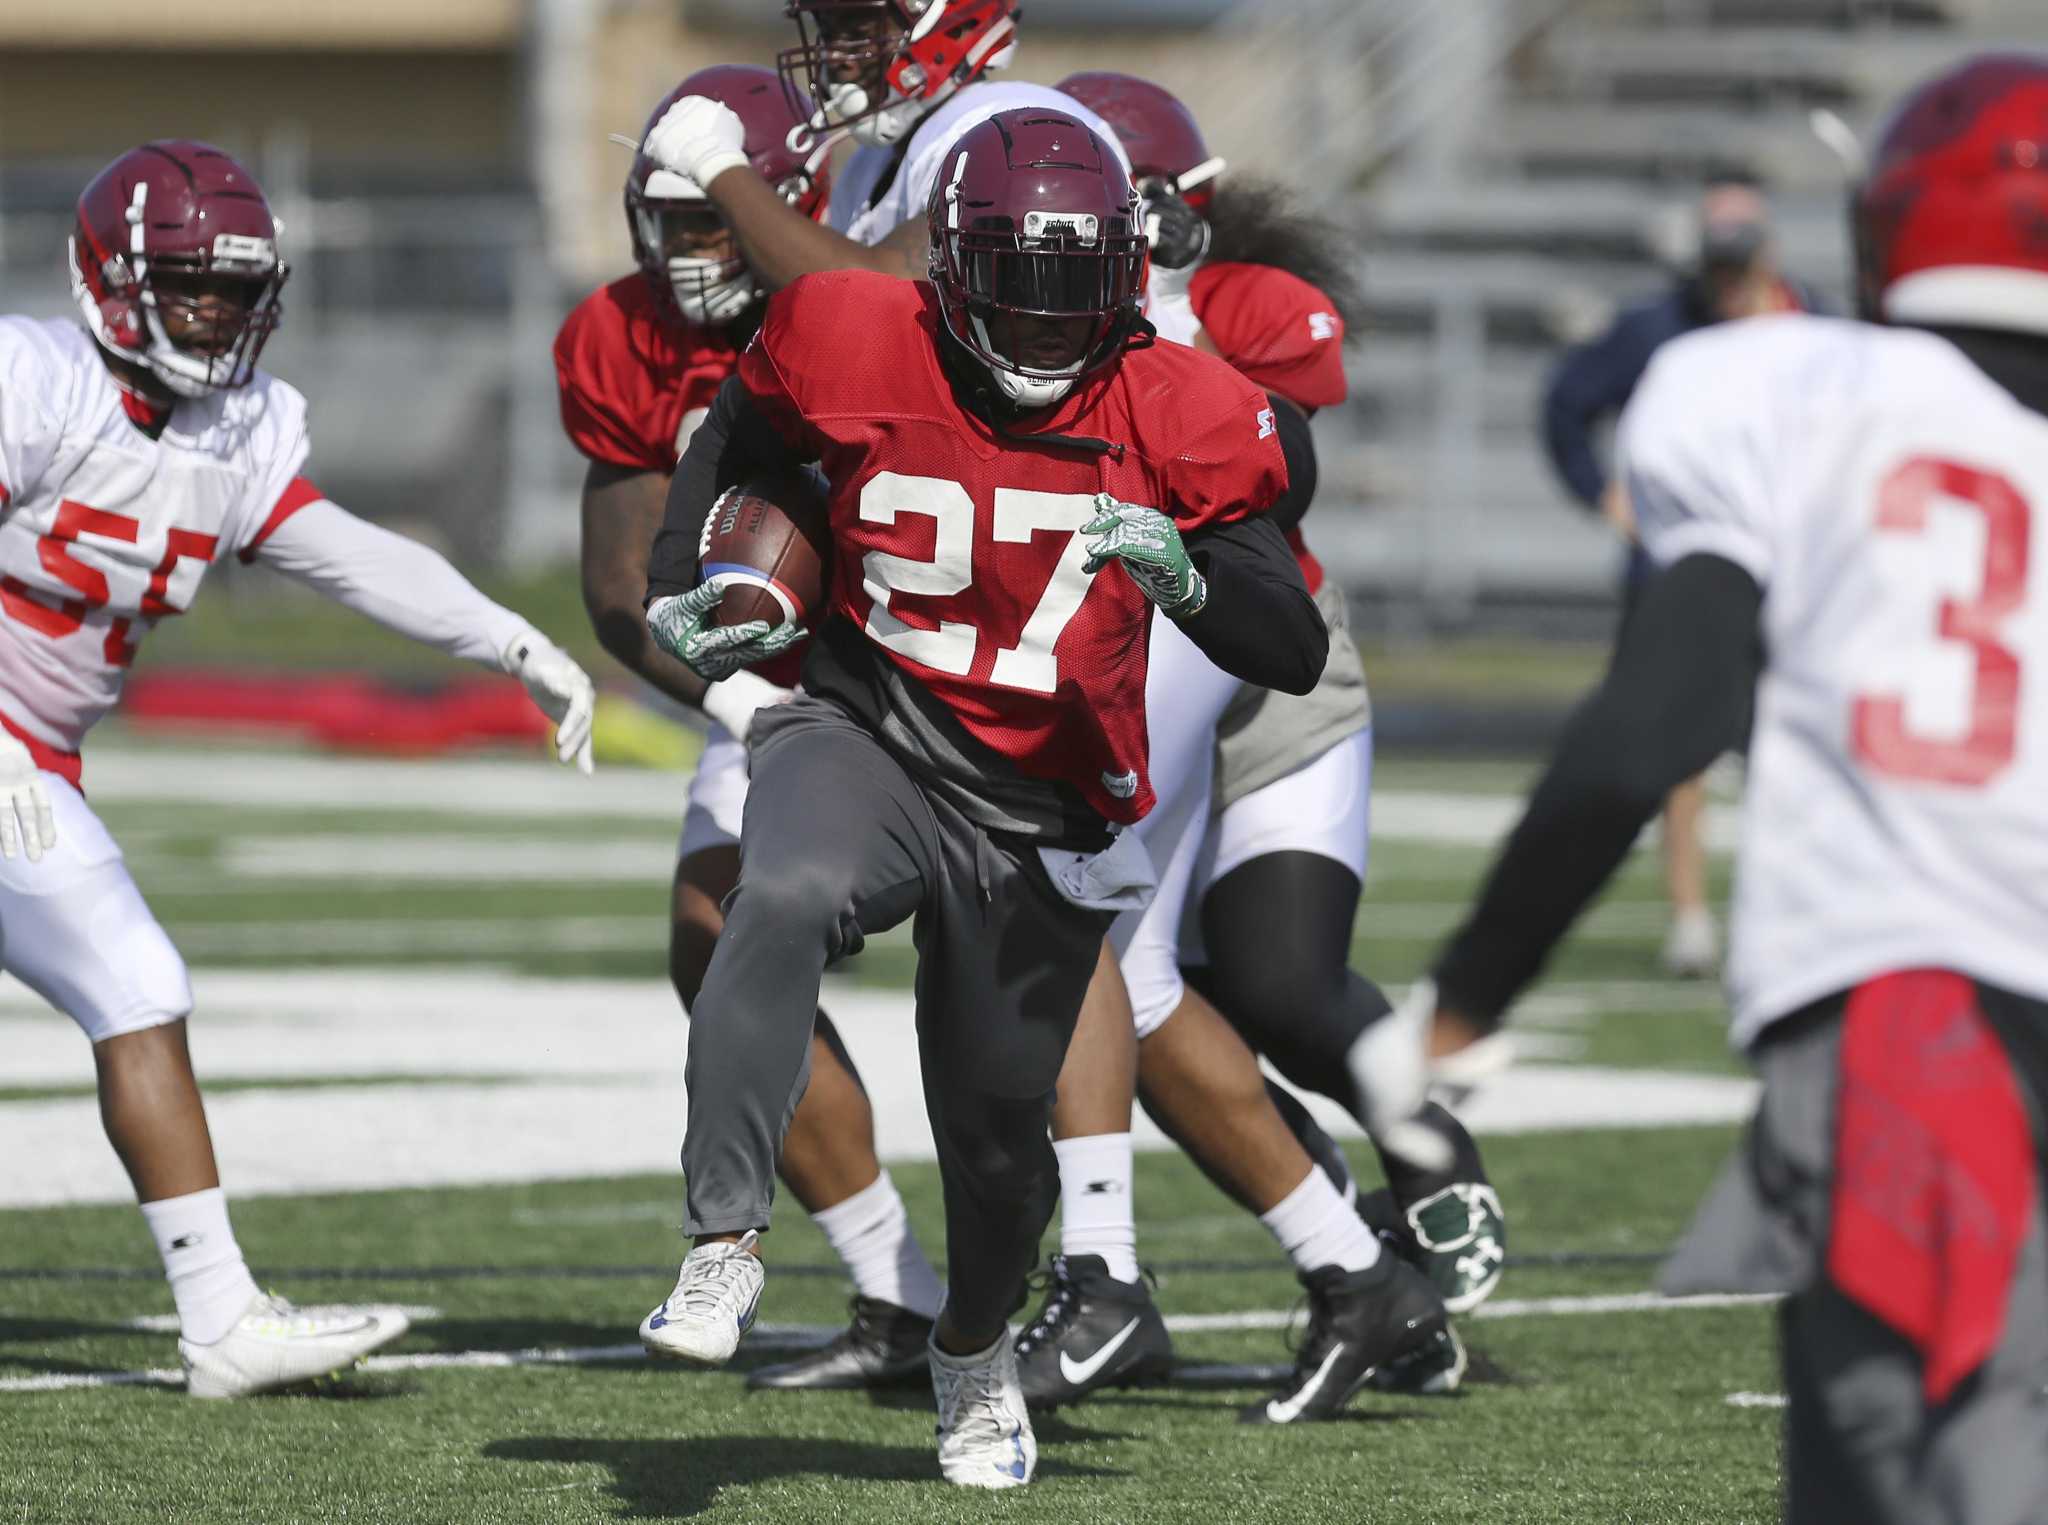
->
<box><xmin>1539</xmin><ymin>176</ymin><xmax>1822</xmax><ymax>978</ymax></box>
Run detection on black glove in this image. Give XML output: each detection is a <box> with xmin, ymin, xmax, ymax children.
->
<box><xmin>1139</xmin><ymin>179</ymin><xmax>1211</xmax><ymax>273</ymax></box>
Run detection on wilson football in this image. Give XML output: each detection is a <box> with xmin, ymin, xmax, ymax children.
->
<box><xmin>697</xmin><ymin>468</ymin><xmax>832</xmax><ymax>631</ymax></box>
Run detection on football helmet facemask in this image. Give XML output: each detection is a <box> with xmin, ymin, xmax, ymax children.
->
<box><xmin>626</xmin><ymin>64</ymin><xmax>832</xmax><ymax>326</ymax></box>
<box><xmin>928</xmin><ymin>109</ymin><xmax>1148</xmax><ymax>410</ymax></box>
<box><xmin>781</xmin><ymin>0</ymin><xmax>1019</xmax><ymax>149</ymax></box>
<box><xmin>68</xmin><ymin>141</ymin><xmax>288</xmax><ymax>400</ymax></box>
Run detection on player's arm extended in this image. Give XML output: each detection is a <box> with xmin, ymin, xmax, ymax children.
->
<box><xmin>1431</xmin><ymin>551</ymin><xmax>1764</xmax><ymax>1030</ymax></box>
<box><xmin>252</xmin><ymin>497</ymin><xmax>596</xmax><ymax>770</ymax></box>
<box><xmin>580</xmin><ymin>460</ymin><xmax>709</xmax><ymax>708</ymax></box>
<box><xmin>706</xmin><ymin>167</ymin><xmax>928</xmax><ymax>289</ymax></box>
<box><xmin>641</xmin><ymin>98</ymin><xmax>926</xmax><ymax>288</ymax></box>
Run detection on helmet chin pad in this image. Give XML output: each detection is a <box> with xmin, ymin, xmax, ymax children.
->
<box><xmin>989</xmin><ymin>367</ymin><xmax>1075</xmax><ymax>409</ymax></box>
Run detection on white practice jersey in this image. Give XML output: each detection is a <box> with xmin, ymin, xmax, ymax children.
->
<box><xmin>828</xmin><ymin>80</ymin><xmax>1130</xmax><ymax>248</ymax></box>
<box><xmin>1619</xmin><ymin>314</ymin><xmax>2048</xmax><ymax>1045</ymax></box>
<box><xmin>0</xmin><ymin>317</ymin><xmax>313</xmax><ymax>769</ymax></box>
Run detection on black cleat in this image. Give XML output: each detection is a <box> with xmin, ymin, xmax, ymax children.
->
<box><xmin>1013</xmin><ymin>1255</ymin><xmax>1173</xmax><ymax>1408</ymax></box>
<box><xmin>1239</xmin><ymin>1255</ymin><xmax>1464</xmax><ymax>1424</ymax></box>
<box><xmin>745</xmin><ymin>1296</ymin><xmax>933</xmax><ymax>1390</ymax></box>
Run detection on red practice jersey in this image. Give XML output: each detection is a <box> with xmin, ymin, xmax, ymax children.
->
<box><xmin>553</xmin><ymin>276</ymin><xmax>742</xmax><ymax>474</ymax></box>
<box><xmin>742</xmin><ymin>271</ymin><xmax>1289</xmax><ymax>823</ymax></box>
<box><xmin>1190</xmin><ymin>261</ymin><xmax>1346</xmax><ymax>593</ymax></box>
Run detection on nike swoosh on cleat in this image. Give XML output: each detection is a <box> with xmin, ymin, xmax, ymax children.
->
<box><xmin>1264</xmin><ymin>1343</ymin><xmax>1346</xmax><ymax>1424</ymax></box>
<box><xmin>1058</xmin><ymin>1317</ymin><xmax>1142</xmax><ymax>1387</ymax></box>
<box><xmin>647</xmin><ymin>1313</ymin><xmax>668</xmax><ymax>1330</ymax></box>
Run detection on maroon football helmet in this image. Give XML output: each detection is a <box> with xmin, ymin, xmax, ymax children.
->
<box><xmin>927</xmin><ymin>108</ymin><xmax>1148</xmax><ymax>408</ymax></box>
<box><xmin>68</xmin><ymin>141</ymin><xmax>288</xmax><ymax>399</ymax></box>
<box><xmin>1055</xmin><ymin>72</ymin><xmax>1224</xmax><ymax>212</ymax></box>
<box><xmin>780</xmin><ymin>0</ymin><xmax>1018</xmax><ymax>148</ymax></box>
<box><xmin>626</xmin><ymin>65</ymin><xmax>832</xmax><ymax>326</ymax></box>
<box><xmin>1854</xmin><ymin>53</ymin><xmax>2048</xmax><ymax>334</ymax></box>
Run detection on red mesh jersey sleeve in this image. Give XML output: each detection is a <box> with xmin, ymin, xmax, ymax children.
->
<box><xmin>1159</xmin><ymin>351</ymin><xmax>1291</xmax><ymax>532</ymax></box>
<box><xmin>1190</xmin><ymin>262</ymin><xmax>1348</xmax><ymax>412</ymax></box>
<box><xmin>554</xmin><ymin>278</ymin><xmax>684</xmax><ymax>472</ymax></box>
<box><xmin>739</xmin><ymin>272</ymin><xmax>936</xmax><ymax>456</ymax></box>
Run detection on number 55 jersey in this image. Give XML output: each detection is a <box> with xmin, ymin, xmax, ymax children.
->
<box><xmin>718</xmin><ymin>270</ymin><xmax>1291</xmax><ymax>831</ymax></box>
<box><xmin>0</xmin><ymin>317</ymin><xmax>316</xmax><ymax>781</ymax></box>
<box><xmin>1618</xmin><ymin>313</ymin><xmax>2048</xmax><ymax>1044</ymax></box>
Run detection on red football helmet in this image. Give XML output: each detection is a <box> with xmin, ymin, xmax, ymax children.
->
<box><xmin>928</xmin><ymin>108</ymin><xmax>1148</xmax><ymax>408</ymax></box>
<box><xmin>780</xmin><ymin>0</ymin><xmax>1018</xmax><ymax>148</ymax></box>
<box><xmin>627</xmin><ymin>65</ymin><xmax>832</xmax><ymax>326</ymax></box>
<box><xmin>1055</xmin><ymin>72</ymin><xmax>1225</xmax><ymax>213</ymax></box>
<box><xmin>67</xmin><ymin>141</ymin><xmax>288</xmax><ymax>399</ymax></box>
<box><xmin>1855</xmin><ymin>52</ymin><xmax>2048</xmax><ymax>333</ymax></box>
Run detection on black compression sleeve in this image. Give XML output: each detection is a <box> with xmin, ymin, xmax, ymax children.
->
<box><xmin>1432</xmin><ymin>552</ymin><xmax>1765</xmax><ymax>1025</ymax></box>
<box><xmin>1177</xmin><ymin>513</ymin><xmax>1328</xmax><ymax>694</ymax></box>
<box><xmin>1263</xmin><ymin>393</ymin><xmax>1318</xmax><ymax>537</ymax></box>
<box><xmin>645</xmin><ymin>374</ymin><xmax>804</xmax><ymax>604</ymax></box>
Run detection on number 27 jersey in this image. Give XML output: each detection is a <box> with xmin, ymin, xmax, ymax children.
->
<box><xmin>1619</xmin><ymin>314</ymin><xmax>2048</xmax><ymax>1044</ymax></box>
<box><xmin>740</xmin><ymin>271</ymin><xmax>1288</xmax><ymax>824</ymax></box>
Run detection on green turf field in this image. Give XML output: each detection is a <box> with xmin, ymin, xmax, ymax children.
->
<box><xmin>0</xmin><ymin>739</ymin><xmax>1774</xmax><ymax>1522</ymax></box>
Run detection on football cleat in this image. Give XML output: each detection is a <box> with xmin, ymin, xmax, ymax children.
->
<box><xmin>1240</xmin><ymin>1255</ymin><xmax>1463</xmax><ymax>1424</ymax></box>
<box><xmin>1013</xmin><ymin>1254</ymin><xmax>1174</xmax><ymax>1408</ymax></box>
<box><xmin>931</xmin><ymin>1331</ymin><xmax>1036</xmax><ymax>1490</ymax></box>
<box><xmin>747</xmin><ymin>1295</ymin><xmax>933</xmax><ymax>1390</ymax></box>
<box><xmin>180</xmin><ymin>1294</ymin><xmax>409</xmax><ymax>1400</ymax></box>
<box><xmin>1362</xmin><ymin>1180</ymin><xmax>1509</xmax><ymax>1316</ymax></box>
<box><xmin>640</xmin><ymin>1230</ymin><xmax>764</xmax><ymax>1367</ymax></box>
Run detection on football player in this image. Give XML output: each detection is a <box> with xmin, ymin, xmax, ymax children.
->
<box><xmin>555</xmin><ymin>67</ymin><xmax>953</xmax><ymax>1353</ymax></box>
<box><xmin>622</xmin><ymin>2</ymin><xmax>1135</xmax><ymax>1394</ymax></box>
<box><xmin>635</xmin><ymin>110</ymin><xmax>1332</xmax><ymax>1488</ymax></box>
<box><xmin>637</xmin><ymin>8</ymin><xmax>1454</xmax><ymax>1414</ymax></box>
<box><xmin>0</xmin><ymin>142</ymin><xmax>596</xmax><ymax>1396</ymax></box>
<box><xmin>1358</xmin><ymin>54</ymin><xmax>2048</xmax><ymax>1524</ymax></box>
<box><xmin>1004</xmin><ymin>73</ymin><xmax>1505</xmax><ymax>1416</ymax></box>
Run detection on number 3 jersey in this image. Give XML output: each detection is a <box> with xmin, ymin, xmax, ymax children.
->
<box><xmin>1618</xmin><ymin>314</ymin><xmax>2048</xmax><ymax>1044</ymax></box>
<box><xmin>0</xmin><ymin>316</ymin><xmax>317</xmax><ymax>780</ymax></box>
<box><xmin>736</xmin><ymin>270</ymin><xmax>1289</xmax><ymax>830</ymax></box>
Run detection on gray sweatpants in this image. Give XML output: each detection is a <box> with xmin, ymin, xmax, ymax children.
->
<box><xmin>680</xmin><ymin>697</ymin><xmax>1112</xmax><ymax>1336</ymax></box>
<box><xmin>1663</xmin><ymin>987</ymin><xmax>2048</xmax><ymax>1525</ymax></box>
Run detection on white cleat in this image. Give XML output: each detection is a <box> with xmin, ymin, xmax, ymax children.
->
<box><xmin>180</xmin><ymin>1294</ymin><xmax>409</xmax><ymax>1399</ymax></box>
<box><xmin>1661</xmin><ymin>907</ymin><xmax>1720</xmax><ymax>979</ymax></box>
<box><xmin>930</xmin><ymin>1330</ymin><xmax>1036</xmax><ymax>1489</ymax></box>
<box><xmin>639</xmin><ymin>1230</ymin><xmax>764</xmax><ymax>1366</ymax></box>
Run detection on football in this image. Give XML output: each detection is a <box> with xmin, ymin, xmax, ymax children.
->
<box><xmin>697</xmin><ymin>467</ymin><xmax>833</xmax><ymax>631</ymax></box>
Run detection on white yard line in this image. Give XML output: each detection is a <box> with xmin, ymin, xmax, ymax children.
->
<box><xmin>82</xmin><ymin>743</ymin><xmax>1739</xmax><ymax>850</ymax></box>
<box><xmin>0</xmin><ymin>1291</ymin><xmax>1784</xmax><ymax>1395</ymax></box>
<box><xmin>1725</xmin><ymin>1391</ymin><xmax>1788</xmax><ymax>1409</ymax></box>
<box><xmin>2</xmin><ymin>968</ymin><xmax>1754</xmax><ymax>1207</ymax></box>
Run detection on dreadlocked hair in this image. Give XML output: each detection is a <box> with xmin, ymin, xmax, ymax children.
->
<box><xmin>1203</xmin><ymin>178</ymin><xmax>1365</xmax><ymax>338</ymax></box>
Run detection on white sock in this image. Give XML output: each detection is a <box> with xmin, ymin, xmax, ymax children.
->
<box><xmin>1054</xmin><ymin>1132</ymin><xmax>1139</xmax><ymax>1283</ymax></box>
<box><xmin>812</xmin><ymin>1171</ymin><xmax>945</xmax><ymax>1320</ymax></box>
<box><xmin>140</xmin><ymin>1187</ymin><xmax>261</xmax><ymax>1346</ymax></box>
<box><xmin>1259</xmin><ymin>1168</ymin><xmax>1382</xmax><ymax>1275</ymax></box>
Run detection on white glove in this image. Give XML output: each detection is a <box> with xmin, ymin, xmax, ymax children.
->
<box><xmin>641</xmin><ymin>95</ymin><xmax>750</xmax><ymax>193</ymax></box>
<box><xmin>701</xmin><ymin>669</ymin><xmax>795</xmax><ymax>745</ymax></box>
<box><xmin>1348</xmin><ymin>978</ymin><xmax>1516</xmax><ymax>1173</ymax></box>
<box><xmin>504</xmin><ymin>628</ymin><xmax>596</xmax><ymax>775</ymax></box>
<box><xmin>0</xmin><ymin>733</ymin><xmax>57</xmax><ymax>862</ymax></box>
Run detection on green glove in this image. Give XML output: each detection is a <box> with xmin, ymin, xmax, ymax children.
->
<box><xmin>1082</xmin><ymin>494</ymin><xmax>1207</xmax><ymax>618</ymax></box>
<box><xmin>647</xmin><ymin>580</ymin><xmax>808</xmax><ymax>683</ymax></box>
